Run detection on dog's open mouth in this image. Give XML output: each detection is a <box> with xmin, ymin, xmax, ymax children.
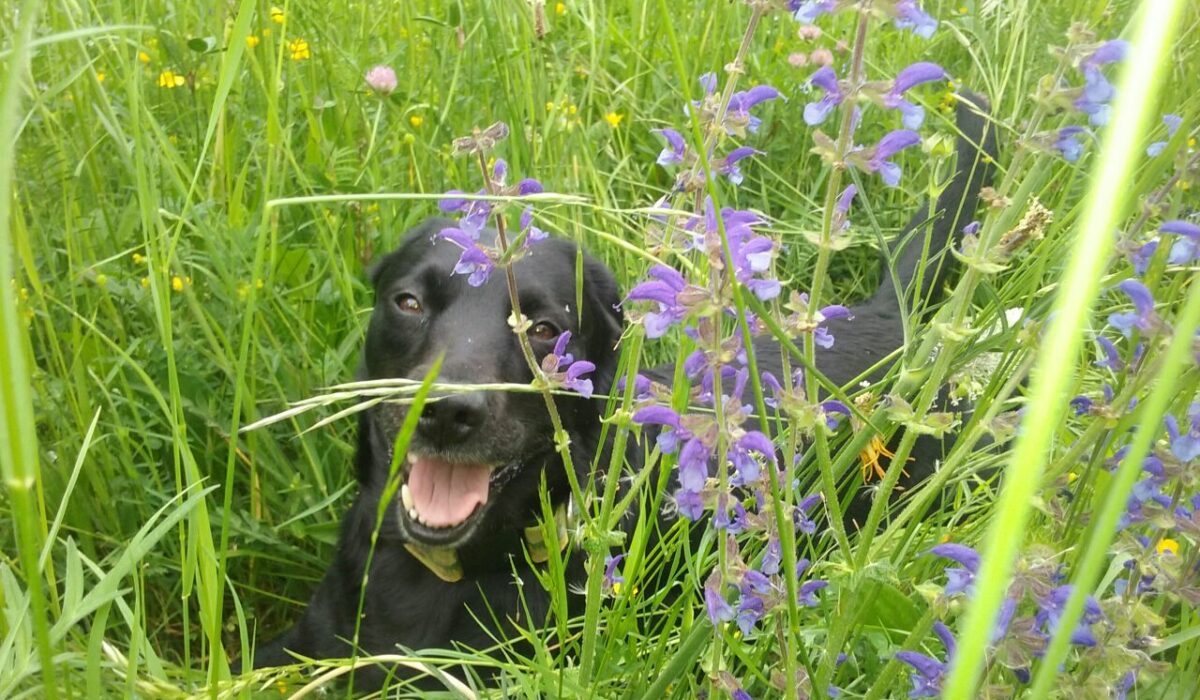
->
<box><xmin>396</xmin><ymin>454</ymin><xmax>521</xmax><ymax>545</ymax></box>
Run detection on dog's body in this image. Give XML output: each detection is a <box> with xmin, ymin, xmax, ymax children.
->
<box><xmin>251</xmin><ymin>96</ymin><xmax>996</xmax><ymax>687</ymax></box>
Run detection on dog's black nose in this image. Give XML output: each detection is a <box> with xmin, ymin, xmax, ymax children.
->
<box><xmin>417</xmin><ymin>392</ymin><xmax>487</xmax><ymax>445</ymax></box>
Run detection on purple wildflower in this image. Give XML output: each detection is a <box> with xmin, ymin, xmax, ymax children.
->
<box><xmin>813</xmin><ymin>304</ymin><xmax>853</xmax><ymax>348</ymax></box>
<box><xmin>727</xmin><ymin>84</ymin><xmax>782</xmax><ymax>135</ymax></box>
<box><xmin>563</xmin><ymin>361</ymin><xmax>596</xmax><ymax>398</ymax></box>
<box><xmin>883</xmin><ymin>62</ymin><xmax>947</xmax><ymax>129</ymax></box>
<box><xmin>632</xmin><ymin>404</ymin><xmax>687</xmax><ymax>454</ymax></box>
<box><xmin>1168</xmin><ymin>403</ymin><xmax>1200</xmax><ymax>462</ymax></box>
<box><xmin>792</xmin><ymin>0</ymin><xmax>838</xmax><ymax>24</ymax></box>
<box><xmin>795</xmin><ymin>493</ymin><xmax>822</xmax><ymax>535</ymax></box>
<box><xmin>1129</xmin><ymin>239</ymin><xmax>1158</xmax><ymax>275</ymax></box>
<box><xmin>1053</xmin><ymin>126</ymin><xmax>1088</xmax><ymax>163</ymax></box>
<box><xmin>604</xmin><ymin>553</ymin><xmax>625</xmax><ymax>591</ymax></box>
<box><xmin>804</xmin><ymin>66</ymin><xmax>844</xmax><ymax>126</ymax></box>
<box><xmin>1094</xmin><ymin>336</ymin><xmax>1123</xmax><ymax>371</ymax></box>
<box><xmin>718</xmin><ymin>147</ymin><xmax>762</xmax><ymax>186</ymax></box>
<box><xmin>1146</xmin><ymin>114</ymin><xmax>1183</xmax><ymax>156</ymax></box>
<box><xmin>438</xmin><ymin>192</ymin><xmax>493</xmax><ymax>236</ymax></box>
<box><xmin>892</xmin><ymin>0</ymin><xmax>938</xmax><ymax>39</ymax></box>
<box><xmin>1035</xmin><ymin>584</ymin><xmax>1104</xmax><ymax>646</ymax></box>
<box><xmin>1162</xmin><ymin>220</ymin><xmax>1200</xmax><ymax>266</ymax></box>
<box><xmin>930</xmin><ymin>542</ymin><xmax>980</xmax><ymax>596</ymax></box>
<box><xmin>798</xmin><ymin>579</ymin><xmax>828</xmax><ymax>607</ymax></box>
<box><xmin>855</xmin><ymin>129</ymin><xmax>922</xmax><ymax>187</ymax></box>
<box><xmin>835</xmin><ymin>184</ymin><xmax>857</xmax><ymax>224</ymax></box>
<box><xmin>729</xmin><ymin>430</ymin><xmax>776</xmax><ymax>486</ymax></box>
<box><xmin>762</xmin><ymin>537</ymin><xmax>782</xmax><ymax>576</ymax></box>
<box><xmin>821</xmin><ymin>399</ymin><xmax>851</xmax><ymax>430</ymax></box>
<box><xmin>519</xmin><ymin>206</ymin><xmax>548</xmax><ymax>244</ymax></box>
<box><xmin>437</xmin><ymin>227</ymin><xmax>494</xmax><ymax>286</ymax></box>
<box><xmin>626</xmin><ymin>265</ymin><xmax>692</xmax><ymax>338</ymax></box>
<box><xmin>654</xmin><ymin>128</ymin><xmax>687</xmax><ymax>166</ymax></box>
<box><xmin>1108</xmin><ymin>279</ymin><xmax>1158</xmax><ymax>338</ymax></box>
<box><xmin>1075</xmin><ymin>40</ymin><xmax>1128</xmax><ymax>127</ymax></box>
<box><xmin>704</xmin><ymin>572</ymin><xmax>735</xmax><ymax>625</ymax></box>
<box><xmin>895</xmin><ymin>622</ymin><xmax>955</xmax><ymax>698</ymax></box>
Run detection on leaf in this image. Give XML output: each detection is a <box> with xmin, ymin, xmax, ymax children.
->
<box><xmin>186</xmin><ymin>36</ymin><xmax>215</xmax><ymax>53</ymax></box>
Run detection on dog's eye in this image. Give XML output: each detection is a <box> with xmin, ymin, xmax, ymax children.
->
<box><xmin>394</xmin><ymin>293</ymin><xmax>423</xmax><ymax>315</ymax></box>
<box><xmin>528</xmin><ymin>321</ymin><xmax>558</xmax><ymax>341</ymax></box>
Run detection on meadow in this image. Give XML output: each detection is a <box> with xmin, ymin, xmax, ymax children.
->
<box><xmin>1</xmin><ymin>0</ymin><xmax>1198</xmax><ymax>697</ymax></box>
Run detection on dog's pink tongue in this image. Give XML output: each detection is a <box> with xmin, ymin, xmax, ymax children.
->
<box><xmin>408</xmin><ymin>456</ymin><xmax>490</xmax><ymax>528</ymax></box>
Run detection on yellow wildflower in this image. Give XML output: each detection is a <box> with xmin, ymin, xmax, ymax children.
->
<box><xmin>95</xmin><ymin>273</ymin><xmax>108</xmax><ymax>287</ymax></box>
<box><xmin>1156</xmin><ymin>538</ymin><xmax>1179</xmax><ymax>557</ymax></box>
<box><xmin>545</xmin><ymin>101</ymin><xmax>555</xmax><ymax>112</ymax></box>
<box><xmin>137</xmin><ymin>51</ymin><xmax>151</xmax><ymax>63</ymax></box>
<box><xmin>555</xmin><ymin>2</ymin><xmax>566</xmax><ymax>14</ymax></box>
<box><xmin>132</xmin><ymin>252</ymin><xmax>146</xmax><ymax>265</ymax></box>
<box><xmin>409</xmin><ymin>114</ymin><xmax>424</xmax><ymax>128</ymax></box>
<box><xmin>140</xmin><ymin>277</ymin><xmax>150</xmax><ymax>289</ymax></box>
<box><xmin>604</xmin><ymin>112</ymin><xmax>624</xmax><ymax>128</ymax></box>
<box><xmin>157</xmin><ymin>70</ymin><xmax>186</xmax><ymax>88</ymax></box>
<box><xmin>567</xmin><ymin>103</ymin><xmax>578</xmax><ymax>116</ymax></box>
<box><xmin>246</xmin><ymin>34</ymin><xmax>260</xmax><ymax>48</ymax></box>
<box><xmin>859</xmin><ymin>436</ymin><xmax>911</xmax><ymax>482</ymax></box>
<box><xmin>269</xmin><ymin>6</ymin><xmax>285</xmax><ymax>23</ymax></box>
<box><xmin>96</xmin><ymin>71</ymin><xmax>106</xmax><ymax>83</ymax></box>
<box><xmin>171</xmin><ymin>276</ymin><xmax>185</xmax><ymax>292</ymax></box>
<box><xmin>289</xmin><ymin>38</ymin><xmax>310</xmax><ymax>61</ymax></box>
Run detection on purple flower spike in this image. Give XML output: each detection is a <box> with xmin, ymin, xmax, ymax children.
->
<box><xmin>891</xmin><ymin>62</ymin><xmax>947</xmax><ymax>96</ymax></box>
<box><xmin>1171</xmin><ymin>403</ymin><xmax>1200</xmax><ymax>462</ymax></box>
<box><xmin>836</xmin><ymin>184</ymin><xmax>857</xmax><ymax>215</ymax></box>
<box><xmin>1108</xmin><ymin>279</ymin><xmax>1157</xmax><ymax>338</ymax></box>
<box><xmin>792</xmin><ymin>0</ymin><xmax>837</xmax><ymax>24</ymax></box>
<box><xmin>883</xmin><ymin>62</ymin><xmax>946</xmax><ymax>128</ymax></box>
<box><xmin>1146</xmin><ymin>114</ymin><xmax>1183</xmax><ymax>156</ymax></box>
<box><xmin>699</xmin><ymin>72</ymin><xmax>718</xmax><ymax>96</ymax></box>
<box><xmin>1162</xmin><ymin>220</ymin><xmax>1200</xmax><ymax>265</ymax></box>
<box><xmin>719</xmin><ymin>146</ymin><xmax>762</xmax><ymax>185</ymax></box>
<box><xmin>626</xmin><ymin>264</ymin><xmax>690</xmax><ymax>338</ymax></box>
<box><xmin>677</xmin><ymin>438</ymin><xmax>711</xmax><ymax>492</ymax></box>
<box><xmin>453</xmin><ymin>245</ymin><xmax>494</xmax><ymax>287</ymax></box>
<box><xmin>1094</xmin><ymin>336</ymin><xmax>1123</xmax><ymax>371</ymax></box>
<box><xmin>798</xmin><ymin>579</ymin><xmax>828</xmax><ymax>607</ymax></box>
<box><xmin>895</xmin><ymin>651</ymin><xmax>945</xmax><ymax>697</ymax></box>
<box><xmin>704</xmin><ymin>575</ymin><xmax>735</xmax><ymax>625</ymax></box>
<box><xmin>564</xmin><ymin>360</ymin><xmax>596</xmax><ymax>398</ymax></box>
<box><xmin>1054</xmin><ymin>126</ymin><xmax>1088</xmax><ymax>163</ymax></box>
<box><xmin>804</xmin><ymin>66</ymin><xmax>843</xmax><ymax>126</ymax></box>
<box><xmin>604</xmin><ymin>553</ymin><xmax>625</xmax><ymax>588</ymax></box>
<box><xmin>1035</xmin><ymin>585</ymin><xmax>1104</xmax><ymax>647</ymax></box>
<box><xmin>893</xmin><ymin>0</ymin><xmax>938</xmax><ymax>39</ymax></box>
<box><xmin>675</xmin><ymin>488</ymin><xmax>704</xmax><ymax>520</ymax></box>
<box><xmin>855</xmin><ymin>129</ymin><xmax>921</xmax><ymax>187</ymax></box>
<box><xmin>930</xmin><ymin>542</ymin><xmax>980</xmax><ymax>596</ymax></box>
<box><xmin>654</xmin><ymin>128</ymin><xmax>687</xmax><ymax>166</ymax></box>
<box><xmin>517</xmin><ymin>178</ymin><xmax>544</xmax><ymax>195</ymax></box>
<box><xmin>632</xmin><ymin>405</ymin><xmax>682</xmax><ymax>429</ymax></box>
<box><xmin>729</xmin><ymin>84</ymin><xmax>782</xmax><ymax>134</ymax></box>
<box><xmin>1085</xmin><ymin>39</ymin><xmax>1130</xmax><ymax>67</ymax></box>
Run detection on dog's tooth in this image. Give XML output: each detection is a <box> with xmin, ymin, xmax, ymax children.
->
<box><xmin>408</xmin><ymin>507</ymin><xmax>420</xmax><ymax>522</ymax></box>
<box><xmin>401</xmin><ymin>484</ymin><xmax>414</xmax><ymax>510</ymax></box>
<box><xmin>406</xmin><ymin>453</ymin><xmax>417</xmax><ymax>466</ymax></box>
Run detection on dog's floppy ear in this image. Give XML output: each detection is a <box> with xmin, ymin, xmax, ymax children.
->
<box><xmin>579</xmin><ymin>254</ymin><xmax>625</xmax><ymax>395</ymax></box>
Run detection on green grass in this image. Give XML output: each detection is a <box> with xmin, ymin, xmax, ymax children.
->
<box><xmin>2</xmin><ymin>0</ymin><xmax>1199</xmax><ymax>698</ymax></box>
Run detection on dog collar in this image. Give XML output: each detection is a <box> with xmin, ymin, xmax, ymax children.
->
<box><xmin>403</xmin><ymin>500</ymin><xmax>573</xmax><ymax>583</ymax></box>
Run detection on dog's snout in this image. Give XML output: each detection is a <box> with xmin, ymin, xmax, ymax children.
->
<box><xmin>417</xmin><ymin>392</ymin><xmax>488</xmax><ymax>445</ymax></box>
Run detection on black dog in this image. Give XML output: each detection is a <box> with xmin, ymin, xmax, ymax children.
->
<box><xmin>250</xmin><ymin>95</ymin><xmax>995</xmax><ymax>689</ymax></box>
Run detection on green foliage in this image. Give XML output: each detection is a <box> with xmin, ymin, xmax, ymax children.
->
<box><xmin>1</xmin><ymin>0</ymin><xmax>1199</xmax><ymax>698</ymax></box>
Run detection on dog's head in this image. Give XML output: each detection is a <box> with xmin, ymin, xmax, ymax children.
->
<box><xmin>358</xmin><ymin>217</ymin><xmax>624</xmax><ymax>550</ymax></box>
